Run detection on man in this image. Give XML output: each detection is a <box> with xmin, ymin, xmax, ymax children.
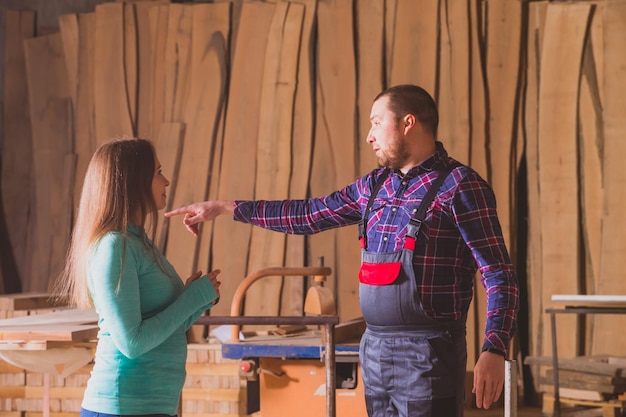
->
<box><xmin>166</xmin><ymin>84</ymin><xmax>519</xmax><ymax>417</ymax></box>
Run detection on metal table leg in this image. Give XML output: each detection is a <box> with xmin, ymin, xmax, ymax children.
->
<box><xmin>550</xmin><ymin>311</ymin><xmax>561</xmax><ymax>417</ymax></box>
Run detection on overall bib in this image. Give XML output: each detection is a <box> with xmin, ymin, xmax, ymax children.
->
<box><xmin>357</xmin><ymin>169</ymin><xmax>467</xmax><ymax>417</ymax></box>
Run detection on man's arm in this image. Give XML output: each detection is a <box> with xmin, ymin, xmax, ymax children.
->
<box><xmin>165</xmin><ymin>200</ymin><xmax>235</xmax><ymax>236</ymax></box>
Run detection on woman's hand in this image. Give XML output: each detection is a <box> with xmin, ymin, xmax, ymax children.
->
<box><xmin>206</xmin><ymin>269</ymin><xmax>221</xmax><ymax>304</ymax></box>
<box><xmin>186</xmin><ymin>270</ymin><xmax>222</xmax><ymax>305</ymax></box>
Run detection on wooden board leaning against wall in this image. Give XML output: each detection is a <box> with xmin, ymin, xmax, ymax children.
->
<box><xmin>3</xmin><ymin>0</ymin><xmax>626</xmax><ymax>396</ymax></box>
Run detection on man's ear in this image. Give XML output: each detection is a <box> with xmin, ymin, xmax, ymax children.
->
<box><xmin>403</xmin><ymin>114</ymin><xmax>416</xmax><ymax>133</ymax></box>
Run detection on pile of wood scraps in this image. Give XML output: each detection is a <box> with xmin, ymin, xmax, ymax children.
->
<box><xmin>525</xmin><ymin>355</ymin><xmax>626</xmax><ymax>416</ymax></box>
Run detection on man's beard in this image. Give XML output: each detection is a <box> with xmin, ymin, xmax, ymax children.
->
<box><xmin>377</xmin><ymin>139</ymin><xmax>410</xmax><ymax>170</ymax></box>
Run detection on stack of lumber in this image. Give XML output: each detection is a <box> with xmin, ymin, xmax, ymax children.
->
<box><xmin>0</xmin><ymin>294</ymin><xmax>245</xmax><ymax>417</ymax></box>
<box><xmin>183</xmin><ymin>343</ymin><xmax>246</xmax><ymax>417</ymax></box>
<box><xmin>0</xmin><ymin>294</ymin><xmax>91</xmax><ymax>417</ymax></box>
<box><xmin>525</xmin><ymin>355</ymin><xmax>626</xmax><ymax>415</ymax></box>
<box><xmin>0</xmin><ymin>360</ymin><xmax>90</xmax><ymax>417</ymax></box>
<box><xmin>0</xmin><ymin>293</ymin><xmax>68</xmax><ymax>320</ymax></box>
<box><xmin>0</xmin><ymin>342</ymin><xmax>245</xmax><ymax>417</ymax></box>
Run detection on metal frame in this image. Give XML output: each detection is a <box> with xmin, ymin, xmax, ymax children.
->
<box><xmin>545</xmin><ymin>306</ymin><xmax>626</xmax><ymax>417</ymax></box>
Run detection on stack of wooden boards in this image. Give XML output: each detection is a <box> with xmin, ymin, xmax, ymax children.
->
<box><xmin>0</xmin><ymin>293</ymin><xmax>246</xmax><ymax>417</ymax></box>
<box><xmin>0</xmin><ymin>343</ymin><xmax>245</xmax><ymax>417</ymax></box>
<box><xmin>525</xmin><ymin>355</ymin><xmax>626</xmax><ymax>416</ymax></box>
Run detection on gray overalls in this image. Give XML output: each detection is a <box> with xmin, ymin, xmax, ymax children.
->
<box><xmin>358</xmin><ymin>168</ymin><xmax>467</xmax><ymax>417</ymax></box>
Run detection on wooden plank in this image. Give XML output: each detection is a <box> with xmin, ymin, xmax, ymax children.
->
<box><xmin>388</xmin><ymin>0</ymin><xmax>438</xmax><ymax>93</ymax></box>
<box><xmin>485</xmin><ymin>0</ymin><xmax>523</xmax><ymax>251</ymax></box>
<box><xmin>438</xmin><ymin>1</ymin><xmax>485</xmax><ymax>367</ymax></box>
<box><xmin>282</xmin><ymin>0</ymin><xmax>317</xmax><ymax>317</ymax></box>
<box><xmin>355</xmin><ymin>0</ymin><xmax>384</xmax><ymax>176</ymax></box>
<box><xmin>542</xmin><ymin>393</ymin><xmax>626</xmax><ymax>410</ymax></box>
<box><xmin>59</xmin><ymin>12</ymin><xmax>94</xmax><ymax>213</ymax></box>
<box><xmin>384</xmin><ymin>0</ymin><xmax>397</xmax><ymax>85</ymax></box>
<box><xmin>133</xmin><ymin>0</ymin><xmax>168</xmax><ymax>140</ymax></box>
<box><xmin>161</xmin><ymin>3</ymin><xmax>193</xmax><ymax>124</ymax></box>
<box><xmin>524</xmin><ymin>356</ymin><xmax>626</xmax><ymax>378</ymax></box>
<box><xmin>312</xmin><ymin>0</ymin><xmax>359</xmax><ymax>321</ymax></box>
<box><xmin>23</xmin><ymin>33</ymin><xmax>73</xmax><ymax>292</ymax></box>
<box><xmin>153</xmin><ymin>122</ymin><xmax>185</xmax><ymax>250</ymax></box>
<box><xmin>58</xmin><ymin>14</ymin><xmax>79</xmax><ymax>108</ymax></box>
<box><xmin>0</xmin><ymin>325</ymin><xmax>97</xmax><ymax>343</ymax></box>
<box><xmin>94</xmin><ymin>2</ymin><xmax>134</xmax><ymax>144</ymax></box>
<box><xmin>0</xmin><ymin>293</ymin><xmax>66</xmax><ymax>312</ymax></box>
<box><xmin>71</xmin><ymin>12</ymin><xmax>98</xmax><ymax>213</ymax></box>
<box><xmin>578</xmin><ymin>1</ymin><xmax>603</xmax><ymax>354</ymax></box>
<box><xmin>49</xmin><ymin>153</ymin><xmax>77</xmax><ymax>292</ymax></box>
<box><xmin>468</xmin><ymin>0</ymin><xmax>488</xmax><ymax>178</ymax></box>
<box><xmin>437</xmin><ymin>0</ymin><xmax>471</xmax><ymax>165</ymax></box>
<box><xmin>594</xmin><ymin>0</ymin><xmax>626</xmax><ymax>357</ymax></box>
<box><xmin>467</xmin><ymin>1</ymin><xmax>489</xmax><ymax>368</ymax></box>
<box><xmin>551</xmin><ymin>295</ymin><xmax>626</xmax><ymax>308</ymax></box>
<box><xmin>541</xmin><ymin>387</ymin><xmax>606</xmax><ymax>402</ymax></box>
<box><xmin>210</xmin><ymin>2</ymin><xmax>275</xmax><ymax>317</ymax></box>
<box><xmin>543</xmin><ymin>370</ymin><xmax>626</xmax><ymax>393</ymax></box>
<box><xmin>148</xmin><ymin>3</ymin><xmax>170</xmax><ymax>142</ymax></box>
<box><xmin>537</xmin><ymin>3</ymin><xmax>592</xmax><ymax>358</ymax></box>
<box><xmin>165</xmin><ymin>3</ymin><xmax>229</xmax><ymax>278</ymax></box>
<box><xmin>124</xmin><ymin>2</ymin><xmax>138</xmax><ymax>132</ymax></box>
<box><xmin>525</xmin><ymin>0</ymin><xmax>548</xmax><ymax>365</ymax></box>
<box><xmin>1</xmin><ymin>10</ymin><xmax>36</xmax><ymax>292</ymax></box>
<box><xmin>245</xmin><ymin>2</ymin><xmax>304</xmax><ymax>319</ymax></box>
<box><xmin>0</xmin><ymin>309</ymin><xmax>97</xmax><ymax>327</ymax></box>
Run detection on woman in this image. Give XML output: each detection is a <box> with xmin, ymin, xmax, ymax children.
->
<box><xmin>57</xmin><ymin>138</ymin><xmax>221</xmax><ymax>417</ymax></box>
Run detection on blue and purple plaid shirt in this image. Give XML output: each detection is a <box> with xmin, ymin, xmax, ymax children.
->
<box><xmin>234</xmin><ymin>142</ymin><xmax>519</xmax><ymax>354</ymax></box>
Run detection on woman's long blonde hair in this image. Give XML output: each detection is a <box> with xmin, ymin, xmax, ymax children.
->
<box><xmin>56</xmin><ymin>138</ymin><xmax>159</xmax><ymax>308</ymax></box>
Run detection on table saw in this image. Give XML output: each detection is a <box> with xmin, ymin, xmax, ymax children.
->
<box><xmin>195</xmin><ymin>262</ymin><xmax>368</xmax><ymax>417</ymax></box>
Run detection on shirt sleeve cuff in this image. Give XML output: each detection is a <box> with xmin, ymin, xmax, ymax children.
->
<box><xmin>482</xmin><ymin>347</ymin><xmax>506</xmax><ymax>357</ymax></box>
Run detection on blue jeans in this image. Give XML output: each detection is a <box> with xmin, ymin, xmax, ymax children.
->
<box><xmin>81</xmin><ymin>408</ymin><xmax>176</xmax><ymax>417</ymax></box>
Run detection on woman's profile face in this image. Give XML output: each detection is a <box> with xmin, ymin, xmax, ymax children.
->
<box><xmin>151</xmin><ymin>154</ymin><xmax>170</xmax><ymax>210</ymax></box>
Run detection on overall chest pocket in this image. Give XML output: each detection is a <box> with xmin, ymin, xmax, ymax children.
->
<box><xmin>358</xmin><ymin>260</ymin><xmax>402</xmax><ymax>285</ymax></box>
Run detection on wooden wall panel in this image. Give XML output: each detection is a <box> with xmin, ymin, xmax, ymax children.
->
<box><xmin>245</xmin><ymin>2</ymin><xmax>304</xmax><ymax>319</ymax></box>
<box><xmin>311</xmin><ymin>0</ymin><xmax>359</xmax><ymax>321</ymax></box>
<box><xmin>468</xmin><ymin>0</ymin><xmax>488</xmax><ymax>179</ymax></box>
<box><xmin>485</xmin><ymin>0</ymin><xmax>523</xmax><ymax>251</ymax></box>
<box><xmin>281</xmin><ymin>0</ymin><xmax>317</xmax><ymax>317</ymax></box>
<box><xmin>524</xmin><ymin>0</ymin><xmax>547</xmax><ymax>386</ymax></box>
<box><xmin>437</xmin><ymin>0</ymin><xmax>478</xmax><ymax>367</ymax></box>
<box><xmin>388</xmin><ymin>0</ymin><xmax>439</xmax><ymax>94</ymax></box>
<box><xmin>437</xmin><ymin>0</ymin><xmax>471</xmax><ymax>166</ymax></box>
<box><xmin>538</xmin><ymin>3</ymin><xmax>592</xmax><ymax>359</ymax></box>
<box><xmin>355</xmin><ymin>0</ymin><xmax>384</xmax><ymax>177</ymax></box>
<box><xmin>1</xmin><ymin>10</ymin><xmax>36</xmax><ymax>293</ymax></box>
<box><xmin>594</xmin><ymin>0</ymin><xmax>626</xmax><ymax>355</ymax></box>
<box><xmin>59</xmin><ymin>12</ymin><xmax>97</xmax><ymax>213</ymax></box>
<box><xmin>23</xmin><ymin>33</ymin><xmax>73</xmax><ymax>292</ymax></box>
<box><xmin>579</xmin><ymin>3</ymin><xmax>604</xmax><ymax>353</ymax></box>
<box><xmin>93</xmin><ymin>3</ymin><xmax>134</xmax><ymax>144</ymax></box>
<box><xmin>210</xmin><ymin>2</ymin><xmax>275</xmax><ymax>317</ymax></box>
<box><xmin>148</xmin><ymin>4</ymin><xmax>169</xmax><ymax>142</ymax></box>
<box><xmin>164</xmin><ymin>3</ymin><xmax>229</xmax><ymax>277</ymax></box>
<box><xmin>466</xmin><ymin>0</ymin><xmax>489</xmax><ymax>368</ymax></box>
<box><xmin>154</xmin><ymin>122</ymin><xmax>185</xmax><ymax>250</ymax></box>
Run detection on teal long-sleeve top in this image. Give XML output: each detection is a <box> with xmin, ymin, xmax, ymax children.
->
<box><xmin>82</xmin><ymin>224</ymin><xmax>218</xmax><ymax>416</ymax></box>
